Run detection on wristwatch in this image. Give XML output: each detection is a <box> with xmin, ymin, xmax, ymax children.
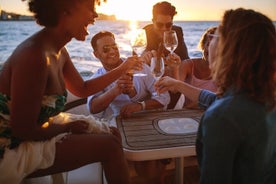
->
<box><xmin>137</xmin><ymin>101</ymin><xmax>146</xmax><ymax>110</ymax></box>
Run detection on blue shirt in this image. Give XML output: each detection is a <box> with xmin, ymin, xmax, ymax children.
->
<box><xmin>196</xmin><ymin>89</ymin><xmax>276</xmax><ymax>184</ymax></box>
<box><xmin>198</xmin><ymin>89</ymin><xmax>217</xmax><ymax>110</ymax></box>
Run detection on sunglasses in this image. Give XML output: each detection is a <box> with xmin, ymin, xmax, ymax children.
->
<box><xmin>102</xmin><ymin>44</ymin><xmax>118</xmax><ymax>53</ymax></box>
<box><xmin>207</xmin><ymin>33</ymin><xmax>219</xmax><ymax>39</ymax></box>
<box><xmin>155</xmin><ymin>22</ymin><xmax>173</xmax><ymax>29</ymax></box>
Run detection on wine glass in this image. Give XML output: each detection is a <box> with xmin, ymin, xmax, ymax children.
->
<box><xmin>163</xmin><ymin>30</ymin><xmax>178</xmax><ymax>54</ymax></box>
<box><xmin>130</xmin><ymin>29</ymin><xmax>147</xmax><ymax>76</ymax></box>
<box><xmin>150</xmin><ymin>56</ymin><xmax>165</xmax><ymax>96</ymax></box>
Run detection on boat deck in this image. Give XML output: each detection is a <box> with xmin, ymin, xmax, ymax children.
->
<box><xmin>22</xmin><ymin>92</ymin><xmax>200</xmax><ymax>184</ymax></box>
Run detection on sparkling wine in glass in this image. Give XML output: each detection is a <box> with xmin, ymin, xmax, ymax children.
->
<box><xmin>163</xmin><ymin>30</ymin><xmax>178</xmax><ymax>54</ymax></box>
<box><xmin>150</xmin><ymin>56</ymin><xmax>165</xmax><ymax>96</ymax></box>
<box><xmin>130</xmin><ymin>29</ymin><xmax>147</xmax><ymax>76</ymax></box>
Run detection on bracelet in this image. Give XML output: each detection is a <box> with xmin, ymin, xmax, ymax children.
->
<box><xmin>137</xmin><ymin>101</ymin><xmax>146</xmax><ymax>110</ymax></box>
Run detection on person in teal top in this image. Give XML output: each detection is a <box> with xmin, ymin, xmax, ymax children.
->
<box><xmin>155</xmin><ymin>8</ymin><xmax>276</xmax><ymax>184</ymax></box>
<box><xmin>197</xmin><ymin>89</ymin><xmax>276</xmax><ymax>183</ymax></box>
<box><xmin>0</xmin><ymin>0</ymin><xmax>143</xmax><ymax>183</ymax></box>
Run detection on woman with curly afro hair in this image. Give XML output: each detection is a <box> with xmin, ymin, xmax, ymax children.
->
<box><xmin>0</xmin><ymin>0</ymin><xmax>142</xmax><ymax>183</ymax></box>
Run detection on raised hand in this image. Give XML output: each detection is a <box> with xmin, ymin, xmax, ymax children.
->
<box><xmin>115</xmin><ymin>74</ymin><xmax>136</xmax><ymax>96</ymax></box>
<box><xmin>140</xmin><ymin>50</ymin><xmax>157</xmax><ymax>66</ymax></box>
<box><xmin>155</xmin><ymin>76</ymin><xmax>180</xmax><ymax>94</ymax></box>
<box><xmin>121</xmin><ymin>56</ymin><xmax>143</xmax><ymax>75</ymax></box>
<box><xmin>164</xmin><ymin>53</ymin><xmax>181</xmax><ymax>79</ymax></box>
<box><xmin>166</xmin><ymin>53</ymin><xmax>181</xmax><ymax>67</ymax></box>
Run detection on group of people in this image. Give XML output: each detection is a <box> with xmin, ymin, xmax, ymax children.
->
<box><xmin>0</xmin><ymin>0</ymin><xmax>275</xmax><ymax>184</ymax></box>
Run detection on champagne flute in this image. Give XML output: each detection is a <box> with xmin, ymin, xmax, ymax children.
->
<box><xmin>150</xmin><ymin>56</ymin><xmax>165</xmax><ymax>96</ymax></box>
<box><xmin>130</xmin><ymin>29</ymin><xmax>147</xmax><ymax>77</ymax></box>
<box><xmin>163</xmin><ymin>30</ymin><xmax>178</xmax><ymax>54</ymax></box>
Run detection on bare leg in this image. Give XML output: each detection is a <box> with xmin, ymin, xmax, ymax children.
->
<box><xmin>134</xmin><ymin>160</ymin><xmax>166</xmax><ymax>184</ymax></box>
<box><xmin>28</xmin><ymin>133</ymin><xmax>130</xmax><ymax>184</ymax></box>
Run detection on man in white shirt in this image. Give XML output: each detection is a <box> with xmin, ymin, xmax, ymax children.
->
<box><xmin>87</xmin><ymin>31</ymin><xmax>171</xmax><ymax>183</ymax></box>
<box><xmin>87</xmin><ymin>31</ymin><xmax>170</xmax><ymax>126</ymax></box>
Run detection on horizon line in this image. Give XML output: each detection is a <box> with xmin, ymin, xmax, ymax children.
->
<box><xmin>1</xmin><ymin>9</ymin><xmax>275</xmax><ymax>22</ymax></box>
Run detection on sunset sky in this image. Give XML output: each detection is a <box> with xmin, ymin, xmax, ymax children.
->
<box><xmin>0</xmin><ymin>0</ymin><xmax>275</xmax><ymax>21</ymax></box>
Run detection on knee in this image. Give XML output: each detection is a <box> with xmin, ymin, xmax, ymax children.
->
<box><xmin>104</xmin><ymin>134</ymin><xmax>124</xmax><ymax>156</ymax></box>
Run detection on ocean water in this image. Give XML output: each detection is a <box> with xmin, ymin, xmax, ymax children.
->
<box><xmin>0</xmin><ymin>20</ymin><xmax>220</xmax><ymax>78</ymax></box>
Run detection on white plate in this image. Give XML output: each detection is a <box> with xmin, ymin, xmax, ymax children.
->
<box><xmin>158</xmin><ymin>118</ymin><xmax>198</xmax><ymax>134</ymax></box>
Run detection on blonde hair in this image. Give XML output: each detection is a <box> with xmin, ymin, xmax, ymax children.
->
<box><xmin>198</xmin><ymin>26</ymin><xmax>217</xmax><ymax>51</ymax></box>
<box><xmin>198</xmin><ymin>26</ymin><xmax>217</xmax><ymax>60</ymax></box>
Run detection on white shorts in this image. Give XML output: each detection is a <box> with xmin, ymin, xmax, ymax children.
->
<box><xmin>0</xmin><ymin>112</ymin><xmax>110</xmax><ymax>184</ymax></box>
<box><xmin>0</xmin><ymin>133</ymin><xmax>67</xmax><ymax>184</ymax></box>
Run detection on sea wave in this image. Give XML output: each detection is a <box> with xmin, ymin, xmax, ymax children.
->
<box><xmin>0</xmin><ymin>20</ymin><xmax>219</xmax><ymax>77</ymax></box>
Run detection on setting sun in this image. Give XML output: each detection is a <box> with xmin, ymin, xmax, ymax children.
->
<box><xmin>96</xmin><ymin>0</ymin><xmax>276</xmax><ymax>21</ymax></box>
<box><xmin>1</xmin><ymin>0</ymin><xmax>275</xmax><ymax>21</ymax></box>
<box><xmin>96</xmin><ymin>0</ymin><xmax>157</xmax><ymax>21</ymax></box>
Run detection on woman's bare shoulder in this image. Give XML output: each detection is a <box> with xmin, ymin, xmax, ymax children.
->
<box><xmin>6</xmin><ymin>38</ymin><xmax>50</xmax><ymax>77</ymax></box>
<box><xmin>180</xmin><ymin>58</ymin><xmax>194</xmax><ymax>69</ymax></box>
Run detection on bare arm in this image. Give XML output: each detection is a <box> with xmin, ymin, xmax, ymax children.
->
<box><xmin>89</xmin><ymin>86</ymin><xmax>121</xmax><ymax>114</ymax></box>
<box><xmin>178</xmin><ymin>59</ymin><xmax>192</xmax><ymax>81</ymax></box>
<box><xmin>89</xmin><ymin>74</ymin><xmax>134</xmax><ymax>113</ymax></box>
<box><xmin>155</xmin><ymin>76</ymin><xmax>202</xmax><ymax>103</ymax></box>
<box><xmin>120</xmin><ymin>99</ymin><xmax>164</xmax><ymax>118</ymax></box>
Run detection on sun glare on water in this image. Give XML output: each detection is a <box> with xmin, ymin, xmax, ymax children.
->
<box><xmin>128</xmin><ymin>21</ymin><xmax>139</xmax><ymax>37</ymax></box>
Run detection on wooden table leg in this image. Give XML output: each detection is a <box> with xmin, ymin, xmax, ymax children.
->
<box><xmin>175</xmin><ymin>157</ymin><xmax>184</xmax><ymax>184</ymax></box>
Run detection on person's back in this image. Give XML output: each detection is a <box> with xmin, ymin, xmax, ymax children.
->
<box><xmin>197</xmin><ymin>90</ymin><xmax>275</xmax><ymax>183</ymax></box>
<box><xmin>196</xmin><ymin>8</ymin><xmax>276</xmax><ymax>184</ymax></box>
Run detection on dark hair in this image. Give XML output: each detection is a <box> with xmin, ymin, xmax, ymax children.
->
<box><xmin>21</xmin><ymin>0</ymin><xmax>105</xmax><ymax>27</ymax></box>
<box><xmin>213</xmin><ymin>8</ymin><xmax>276</xmax><ymax>110</ymax></box>
<box><xmin>152</xmin><ymin>1</ymin><xmax>177</xmax><ymax>20</ymax></box>
<box><xmin>91</xmin><ymin>31</ymin><xmax>115</xmax><ymax>51</ymax></box>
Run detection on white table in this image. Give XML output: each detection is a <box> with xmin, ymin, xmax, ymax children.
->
<box><xmin>116</xmin><ymin>109</ymin><xmax>203</xmax><ymax>184</ymax></box>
